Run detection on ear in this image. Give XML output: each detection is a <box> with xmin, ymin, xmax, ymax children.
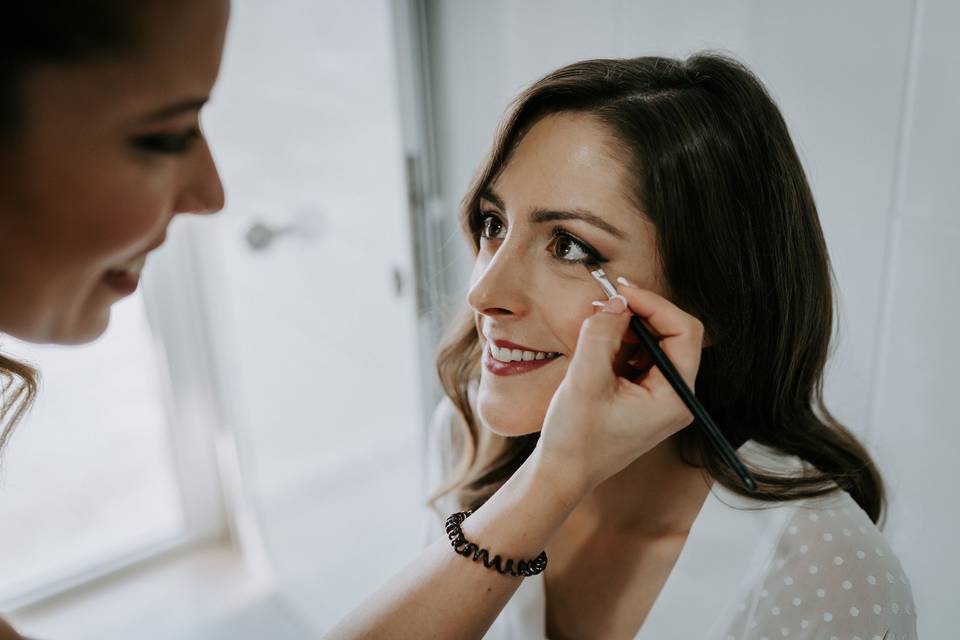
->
<box><xmin>702</xmin><ymin>331</ymin><xmax>713</xmax><ymax>348</ymax></box>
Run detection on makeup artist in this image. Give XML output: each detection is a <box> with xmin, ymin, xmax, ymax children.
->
<box><xmin>0</xmin><ymin>3</ymin><xmax>702</xmax><ymax>639</ymax></box>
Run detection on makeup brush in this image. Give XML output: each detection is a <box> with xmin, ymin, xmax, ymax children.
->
<box><xmin>584</xmin><ymin>261</ymin><xmax>758</xmax><ymax>493</ymax></box>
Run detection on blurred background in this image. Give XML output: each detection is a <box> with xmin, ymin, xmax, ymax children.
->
<box><xmin>1</xmin><ymin>0</ymin><xmax>956</xmax><ymax>638</ymax></box>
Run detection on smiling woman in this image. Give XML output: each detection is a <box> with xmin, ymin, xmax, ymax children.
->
<box><xmin>465</xmin><ymin>113</ymin><xmax>662</xmax><ymax>439</ymax></box>
<box><xmin>0</xmin><ymin>0</ymin><xmax>227</xmax><ymax>452</ymax></box>
<box><xmin>429</xmin><ymin>53</ymin><xmax>916</xmax><ymax>639</ymax></box>
<box><xmin>435</xmin><ymin>53</ymin><xmax>879</xmax><ymax>518</ymax></box>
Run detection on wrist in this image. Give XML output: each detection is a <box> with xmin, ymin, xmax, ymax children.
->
<box><xmin>523</xmin><ymin>446</ymin><xmax>594</xmax><ymax>511</ymax></box>
<box><xmin>457</xmin><ymin>444</ymin><xmax>593</xmax><ymax>561</ymax></box>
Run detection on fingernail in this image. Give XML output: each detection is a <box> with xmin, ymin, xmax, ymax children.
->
<box><xmin>600</xmin><ymin>295</ymin><xmax>627</xmax><ymax>314</ymax></box>
<box><xmin>616</xmin><ymin>276</ymin><xmax>636</xmax><ymax>288</ymax></box>
<box><xmin>591</xmin><ymin>300</ymin><xmax>606</xmax><ymax>308</ymax></box>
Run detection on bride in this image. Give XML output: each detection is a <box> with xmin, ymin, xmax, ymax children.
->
<box><xmin>427</xmin><ymin>52</ymin><xmax>917</xmax><ymax>640</ymax></box>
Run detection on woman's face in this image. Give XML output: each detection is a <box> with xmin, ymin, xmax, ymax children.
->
<box><xmin>469</xmin><ymin>113</ymin><xmax>668</xmax><ymax>436</ymax></box>
<box><xmin>0</xmin><ymin>0</ymin><xmax>229</xmax><ymax>344</ymax></box>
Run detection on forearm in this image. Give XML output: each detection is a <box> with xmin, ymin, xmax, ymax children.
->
<box><xmin>324</xmin><ymin>450</ymin><xmax>587</xmax><ymax>640</ymax></box>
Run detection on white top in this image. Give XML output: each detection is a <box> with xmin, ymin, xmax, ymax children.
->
<box><xmin>425</xmin><ymin>400</ymin><xmax>918</xmax><ymax>640</ymax></box>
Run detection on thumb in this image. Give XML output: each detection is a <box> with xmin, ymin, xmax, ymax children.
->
<box><xmin>565</xmin><ymin>297</ymin><xmax>632</xmax><ymax>395</ymax></box>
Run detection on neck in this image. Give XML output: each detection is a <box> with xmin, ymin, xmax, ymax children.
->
<box><xmin>570</xmin><ymin>435</ymin><xmax>713</xmax><ymax>538</ymax></box>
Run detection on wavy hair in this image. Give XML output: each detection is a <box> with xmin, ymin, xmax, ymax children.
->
<box><xmin>430</xmin><ymin>52</ymin><xmax>885</xmax><ymax>524</ymax></box>
<box><xmin>0</xmin><ymin>352</ymin><xmax>37</xmax><ymax>454</ymax></box>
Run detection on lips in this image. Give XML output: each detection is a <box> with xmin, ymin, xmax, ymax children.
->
<box><xmin>102</xmin><ymin>269</ymin><xmax>141</xmax><ymax>296</ymax></box>
<box><xmin>483</xmin><ymin>339</ymin><xmax>564</xmax><ymax>377</ymax></box>
<box><xmin>106</xmin><ymin>255</ymin><xmax>146</xmax><ymax>275</ymax></box>
<box><xmin>102</xmin><ymin>250</ymin><xmax>150</xmax><ymax>297</ymax></box>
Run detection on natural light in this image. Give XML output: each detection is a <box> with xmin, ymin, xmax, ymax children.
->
<box><xmin>0</xmin><ymin>293</ymin><xmax>185</xmax><ymax>605</ymax></box>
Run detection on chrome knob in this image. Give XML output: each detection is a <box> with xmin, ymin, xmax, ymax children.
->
<box><xmin>245</xmin><ymin>221</ymin><xmax>301</xmax><ymax>251</ymax></box>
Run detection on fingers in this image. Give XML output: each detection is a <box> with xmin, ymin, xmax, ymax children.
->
<box><xmin>614</xmin><ymin>281</ymin><xmax>705</xmax><ymax>391</ymax></box>
<box><xmin>565</xmin><ymin>283</ymin><xmax>705</xmax><ymax>408</ymax></box>
<box><xmin>565</xmin><ymin>301</ymin><xmax>632</xmax><ymax>396</ymax></box>
<box><xmin>614</xmin><ymin>280</ymin><xmax>703</xmax><ymax>340</ymax></box>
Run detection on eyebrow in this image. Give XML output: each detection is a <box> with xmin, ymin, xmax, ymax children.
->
<box><xmin>140</xmin><ymin>97</ymin><xmax>209</xmax><ymax>124</ymax></box>
<box><xmin>481</xmin><ymin>188</ymin><xmax>628</xmax><ymax>241</ymax></box>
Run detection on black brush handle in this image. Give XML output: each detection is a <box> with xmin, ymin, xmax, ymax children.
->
<box><xmin>627</xmin><ymin>314</ymin><xmax>758</xmax><ymax>492</ymax></box>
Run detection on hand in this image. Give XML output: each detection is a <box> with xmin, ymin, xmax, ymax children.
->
<box><xmin>535</xmin><ymin>282</ymin><xmax>705</xmax><ymax>491</ymax></box>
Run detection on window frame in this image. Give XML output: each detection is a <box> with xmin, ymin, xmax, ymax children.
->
<box><xmin>1</xmin><ymin>221</ymin><xmax>266</xmax><ymax>612</ymax></box>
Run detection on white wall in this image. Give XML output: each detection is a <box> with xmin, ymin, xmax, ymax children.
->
<box><xmin>198</xmin><ymin>0</ymin><xmax>425</xmax><ymax>633</ymax></box>
<box><xmin>424</xmin><ymin>1</ymin><xmax>957</xmax><ymax>636</ymax></box>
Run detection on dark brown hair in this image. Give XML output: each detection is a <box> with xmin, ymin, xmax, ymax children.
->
<box><xmin>0</xmin><ymin>1</ymin><xmax>147</xmax><ymax>134</ymax></box>
<box><xmin>432</xmin><ymin>52</ymin><xmax>886</xmax><ymax>524</ymax></box>
<box><xmin>1</xmin><ymin>1</ymin><xmax>147</xmax><ymax>449</ymax></box>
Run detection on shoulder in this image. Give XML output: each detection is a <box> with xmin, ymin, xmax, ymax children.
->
<box><xmin>424</xmin><ymin>396</ymin><xmax>464</xmax><ymax>515</ymax></box>
<box><xmin>748</xmin><ymin>490</ymin><xmax>917</xmax><ymax>638</ymax></box>
<box><xmin>428</xmin><ymin>395</ymin><xmax>458</xmax><ymax>437</ymax></box>
<box><xmin>426</xmin><ymin>395</ymin><xmax>460</xmax><ymax>471</ymax></box>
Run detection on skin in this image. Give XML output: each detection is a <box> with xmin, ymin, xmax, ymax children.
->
<box><xmin>470</xmin><ymin>112</ymin><xmax>663</xmax><ymax>436</ymax></box>
<box><xmin>0</xmin><ymin>3</ymin><xmax>709</xmax><ymax>636</ymax></box>
<box><xmin>0</xmin><ymin>0</ymin><xmax>227</xmax><ymax>633</ymax></box>
<box><xmin>468</xmin><ymin>113</ymin><xmax>712</xmax><ymax>638</ymax></box>
<box><xmin>0</xmin><ymin>0</ymin><xmax>229</xmax><ymax>345</ymax></box>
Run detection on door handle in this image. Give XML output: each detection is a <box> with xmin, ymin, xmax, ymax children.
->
<box><xmin>245</xmin><ymin>221</ymin><xmax>301</xmax><ymax>251</ymax></box>
<box><xmin>244</xmin><ymin>208</ymin><xmax>320</xmax><ymax>252</ymax></box>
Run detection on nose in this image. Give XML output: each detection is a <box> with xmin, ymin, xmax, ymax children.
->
<box><xmin>467</xmin><ymin>243</ymin><xmax>530</xmax><ymax>319</ymax></box>
<box><xmin>173</xmin><ymin>136</ymin><xmax>225</xmax><ymax>216</ymax></box>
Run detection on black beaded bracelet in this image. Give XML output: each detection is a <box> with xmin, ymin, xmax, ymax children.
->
<box><xmin>444</xmin><ymin>510</ymin><xmax>548</xmax><ymax>577</ymax></box>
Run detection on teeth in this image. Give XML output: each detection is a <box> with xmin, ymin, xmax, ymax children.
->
<box><xmin>490</xmin><ymin>344</ymin><xmax>558</xmax><ymax>363</ymax></box>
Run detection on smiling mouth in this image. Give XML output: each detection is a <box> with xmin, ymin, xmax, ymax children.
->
<box><xmin>483</xmin><ymin>342</ymin><xmax>563</xmax><ymax>376</ymax></box>
<box><xmin>106</xmin><ymin>255</ymin><xmax>146</xmax><ymax>277</ymax></box>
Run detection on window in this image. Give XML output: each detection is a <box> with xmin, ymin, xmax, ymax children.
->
<box><xmin>0</xmin><ymin>227</ymin><xmax>234</xmax><ymax>610</ymax></box>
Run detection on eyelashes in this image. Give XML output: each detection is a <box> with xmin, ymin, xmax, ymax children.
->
<box><xmin>133</xmin><ymin>129</ymin><xmax>202</xmax><ymax>155</ymax></box>
<box><xmin>474</xmin><ymin>210</ymin><xmax>609</xmax><ymax>264</ymax></box>
<box><xmin>478</xmin><ymin>212</ymin><xmax>505</xmax><ymax>241</ymax></box>
<box><xmin>547</xmin><ymin>227</ymin><xmax>604</xmax><ymax>264</ymax></box>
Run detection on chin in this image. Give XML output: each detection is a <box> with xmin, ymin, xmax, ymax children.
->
<box><xmin>476</xmin><ymin>389</ymin><xmax>547</xmax><ymax>438</ymax></box>
<box><xmin>53</xmin><ymin>308</ymin><xmax>111</xmax><ymax>345</ymax></box>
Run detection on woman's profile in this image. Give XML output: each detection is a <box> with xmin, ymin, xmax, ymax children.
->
<box><xmin>428</xmin><ymin>53</ymin><xmax>917</xmax><ymax>639</ymax></box>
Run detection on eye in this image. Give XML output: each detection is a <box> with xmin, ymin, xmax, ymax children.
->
<box><xmin>478</xmin><ymin>212</ymin><xmax>506</xmax><ymax>241</ymax></box>
<box><xmin>134</xmin><ymin>129</ymin><xmax>201</xmax><ymax>155</ymax></box>
<box><xmin>547</xmin><ymin>229</ymin><xmax>603</xmax><ymax>264</ymax></box>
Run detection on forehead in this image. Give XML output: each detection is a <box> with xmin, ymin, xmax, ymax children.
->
<box><xmin>128</xmin><ymin>0</ymin><xmax>229</xmax><ymax>100</ymax></box>
<box><xmin>19</xmin><ymin>0</ymin><xmax>229</xmax><ymax>131</ymax></box>
<box><xmin>490</xmin><ymin>113</ymin><xmax>640</xmax><ymax>224</ymax></box>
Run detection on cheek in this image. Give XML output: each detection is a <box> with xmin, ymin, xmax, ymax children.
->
<box><xmin>0</xmin><ymin>146</ymin><xmax>173</xmax><ymax>341</ymax></box>
<box><xmin>477</xmin><ymin>361</ymin><xmax>568</xmax><ymax>437</ymax></box>
<box><xmin>475</xmin><ymin>306</ymin><xmax>591</xmax><ymax>437</ymax></box>
<box><xmin>54</xmin><ymin>160</ymin><xmax>172</xmax><ymax>264</ymax></box>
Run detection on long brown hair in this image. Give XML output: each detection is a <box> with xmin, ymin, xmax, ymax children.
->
<box><xmin>432</xmin><ymin>52</ymin><xmax>886</xmax><ymax>524</ymax></box>
<box><xmin>0</xmin><ymin>351</ymin><xmax>37</xmax><ymax>454</ymax></box>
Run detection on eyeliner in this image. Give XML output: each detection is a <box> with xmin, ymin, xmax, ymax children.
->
<box><xmin>585</xmin><ymin>262</ymin><xmax>758</xmax><ymax>493</ymax></box>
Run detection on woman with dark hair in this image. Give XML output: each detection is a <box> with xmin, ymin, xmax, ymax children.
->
<box><xmin>0</xmin><ymin>3</ymin><xmax>710</xmax><ymax>638</ymax></box>
<box><xmin>426</xmin><ymin>53</ymin><xmax>917</xmax><ymax>638</ymax></box>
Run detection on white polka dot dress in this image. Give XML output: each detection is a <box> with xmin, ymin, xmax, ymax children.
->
<box><xmin>721</xmin><ymin>491</ymin><xmax>916</xmax><ymax>640</ymax></box>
